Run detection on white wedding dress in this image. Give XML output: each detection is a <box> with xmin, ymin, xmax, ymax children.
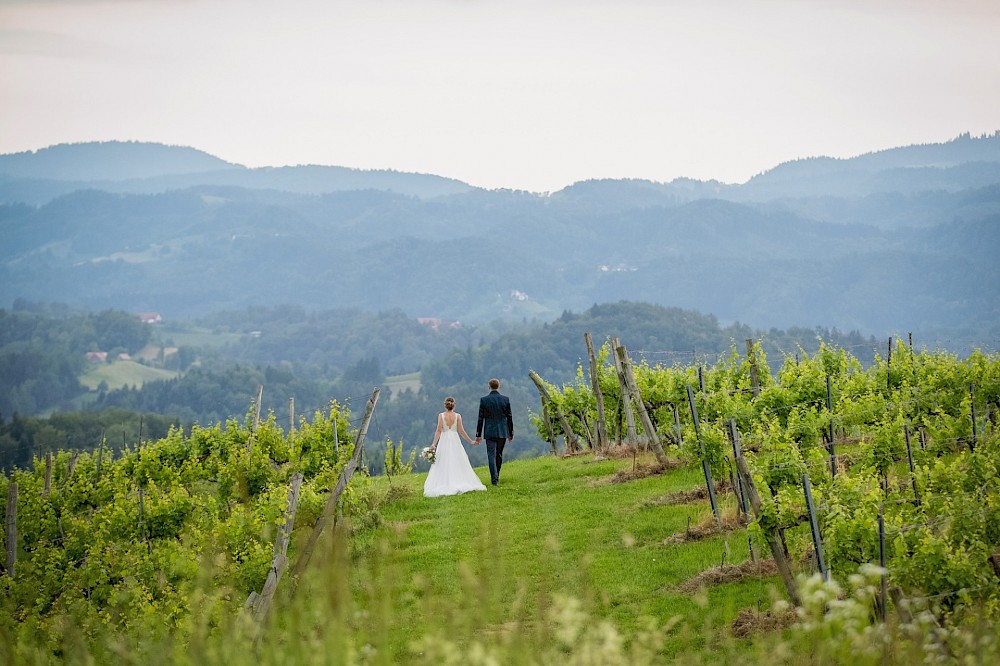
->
<box><xmin>424</xmin><ymin>412</ymin><xmax>486</xmax><ymax>497</ymax></box>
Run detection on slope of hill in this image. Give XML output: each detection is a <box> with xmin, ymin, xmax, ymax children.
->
<box><xmin>0</xmin><ymin>141</ymin><xmax>237</xmax><ymax>181</ymax></box>
<box><xmin>1</xmin><ymin>134</ymin><xmax>998</xmax><ymax>349</ymax></box>
<box><xmin>739</xmin><ymin>131</ymin><xmax>1000</xmax><ymax>200</ymax></box>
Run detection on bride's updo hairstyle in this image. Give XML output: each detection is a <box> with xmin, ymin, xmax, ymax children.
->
<box><xmin>444</xmin><ymin>397</ymin><xmax>456</xmax><ymax>411</ymax></box>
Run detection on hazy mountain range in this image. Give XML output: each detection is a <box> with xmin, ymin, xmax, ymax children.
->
<box><xmin>1</xmin><ymin>134</ymin><xmax>998</xmax><ymax>350</ymax></box>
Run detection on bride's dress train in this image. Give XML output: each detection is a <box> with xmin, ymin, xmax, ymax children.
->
<box><xmin>424</xmin><ymin>414</ymin><xmax>486</xmax><ymax>497</ymax></box>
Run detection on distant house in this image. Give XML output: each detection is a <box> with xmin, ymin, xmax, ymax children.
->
<box><xmin>417</xmin><ymin>317</ymin><xmax>462</xmax><ymax>331</ymax></box>
<box><xmin>138</xmin><ymin>312</ymin><xmax>162</xmax><ymax>324</ymax></box>
<box><xmin>117</xmin><ymin>353</ymin><xmax>131</xmax><ymax>360</ymax></box>
<box><xmin>86</xmin><ymin>351</ymin><xmax>108</xmax><ymax>362</ymax></box>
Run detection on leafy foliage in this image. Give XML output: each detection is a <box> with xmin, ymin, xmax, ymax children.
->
<box><xmin>533</xmin><ymin>338</ymin><xmax>1000</xmax><ymax>615</ymax></box>
<box><xmin>0</xmin><ymin>400</ymin><xmax>370</xmax><ymax>646</ymax></box>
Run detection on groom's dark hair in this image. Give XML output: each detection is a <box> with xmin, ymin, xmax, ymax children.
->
<box><xmin>489</xmin><ymin>378</ymin><xmax>500</xmax><ymax>390</ymax></box>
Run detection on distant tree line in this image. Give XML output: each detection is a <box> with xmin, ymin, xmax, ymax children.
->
<box><xmin>0</xmin><ymin>408</ymin><xmax>179</xmax><ymax>472</ymax></box>
<box><xmin>94</xmin><ymin>363</ymin><xmax>339</xmax><ymax>426</ymax></box>
<box><xmin>184</xmin><ymin>305</ymin><xmax>505</xmax><ymax>375</ymax></box>
<box><xmin>0</xmin><ymin>301</ymin><xmax>880</xmax><ymax>474</ymax></box>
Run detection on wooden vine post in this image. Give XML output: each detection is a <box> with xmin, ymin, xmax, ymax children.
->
<box><xmin>735</xmin><ymin>454</ymin><xmax>800</xmax><ymax>605</ymax></box>
<box><xmin>247</xmin><ymin>472</ymin><xmax>305</xmax><ymax>625</ymax></box>
<box><xmin>673</xmin><ymin>404</ymin><xmax>683</xmax><ymax>448</ymax></box>
<box><xmin>95</xmin><ymin>432</ymin><xmax>105</xmax><ymax>483</ymax></box>
<box><xmin>293</xmin><ymin>387</ymin><xmax>380</xmax><ymax>578</ymax></box>
<box><xmin>4</xmin><ymin>480</ymin><xmax>16</xmax><ymax>578</ymax></box>
<box><xmin>616</xmin><ymin>343</ymin><xmax>668</xmax><ymax>465</ymax></box>
<box><xmin>878</xmin><ymin>504</ymin><xmax>888</xmax><ymax>622</ymax></box>
<box><xmin>138</xmin><ymin>485</ymin><xmax>151</xmax><ymax>555</ymax></box>
<box><xmin>575</xmin><ymin>411</ymin><xmax>594</xmax><ymax>449</ymax></box>
<box><xmin>247</xmin><ymin>384</ymin><xmax>264</xmax><ymax>453</ymax></box>
<box><xmin>43</xmin><ymin>453</ymin><xmax>53</xmax><ymax>497</ymax></box>
<box><xmin>825</xmin><ymin>374</ymin><xmax>837</xmax><ymax>477</ymax></box>
<box><xmin>528</xmin><ymin>370</ymin><xmax>578</xmax><ymax>453</ymax></box>
<box><xmin>726</xmin><ymin>420</ymin><xmax>750</xmax><ymax>519</ymax></box>
<box><xmin>254</xmin><ymin>384</ymin><xmax>264</xmax><ymax>428</ymax></box>
<box><xmin>611</xmin><ymin>337</ymin><xmax>638</xmax><ymax>446</ymax></box>
<box><xmin>538</xmin><ymin>399</ymin><xmax>558</xmax><ymax>456</ymax></box>
<box><xmin>969</xmin><ymin>383</ymin><xmax>978</xmax><ymax>452</ymax></box>
<box><xmin>65</xmin><ymin>452</ymin><xmax>79</xmax><ymax>488</ymax></box>
<box><xmin>686</xmin><ymin>385</ymin><xmax>720</xmax><ymax>527</ymax></box>
<box><xmin>726</xmin><ymin>419</ymin><xmax>755</xmax><ymax>561</ymax></box>
<box><xmin>584</xmin><ymin>332</ymin><xmax>610</xmax><ymax>452</ymax></box>
<box><xmin>745</xmin><ymin>339</ymin><xmax>760</xmax><ymax>399</ymax></box>
<box><xmin>886</xmin><ymin>336</ymin><xmax>893</xmax><ymax>392</ymax></box>
<box><xmin>904</xmin><ymin>425</ymin><xmax>921</xmax><ymax>506</ymax></box>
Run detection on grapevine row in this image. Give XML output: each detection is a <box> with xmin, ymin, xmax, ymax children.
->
<box><xmin>532</xmin><ymin>338</ymin><xmax>1000</xmax><ymax>620</ymax></box>
<box><xmin>0</xmin><ymin>397</ymin><xmax>366</xmax><ymax>643</ymax></box>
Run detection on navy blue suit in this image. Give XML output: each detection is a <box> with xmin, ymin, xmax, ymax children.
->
<box><xmin>477</xmin><ymin>390</ymin><xmax>513</xmax><ymax>485</ymax></box>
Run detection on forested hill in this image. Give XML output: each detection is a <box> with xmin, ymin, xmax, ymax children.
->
<box><xmin>0</xmin><ymin>142</ymin><xmax>238</xmax><ymax>181</ymax></box>
<box><xmin>1</xmin><ymin>134</ymin><xmax>999</xmax><ymax>350</ymax></box>
<box><xmin>1</xmin><ymin>300</ymin><xmax>878</xmax><ymax>473</ymax></box>
<box><xmin>0</xmin><ymin>141</ymin><xmax>474</xmax><ymax>204</ymax></box>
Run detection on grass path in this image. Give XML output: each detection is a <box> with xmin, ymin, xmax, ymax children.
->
<box><xmin>345</xmin><ymin>451</ymin><xmax>783</xmax><ymax>660</ymax></box>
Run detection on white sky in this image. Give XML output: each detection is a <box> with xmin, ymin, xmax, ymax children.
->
<box><xmin>1</xmin><ymin>0</ymin><xmax>999</xmax><ymax>192</ymax></box>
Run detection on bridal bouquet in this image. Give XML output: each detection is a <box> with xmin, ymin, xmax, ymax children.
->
<box><xmin>420</xmin><ymin>446</ymin><xmax>436</xmax><ymax>464</ymax></box>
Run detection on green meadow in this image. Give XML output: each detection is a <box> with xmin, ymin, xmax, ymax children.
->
<box><xmin>78</xmin><ymin>358</ymin><xmax>179</xmax><ymax>390</ymax></box>
<box><xmin>336</xmin><ymin>451</ymin><xmax>774</xmax><ymax>662</ymax></box>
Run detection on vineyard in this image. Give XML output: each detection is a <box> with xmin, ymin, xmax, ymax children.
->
<box><xmin>1</xmin><ymin>335</ymin><xmax>999</xmax><ymax>663</ymax></box>
<box><xmin>531</xmin><ymin>336</ymin><xmax>1000</xmax><ymax>635</ymax></box>
<box><xmin>0</xmin><ymin>389</ymin><xmax>382</xmax><ymax>662</ymax></box>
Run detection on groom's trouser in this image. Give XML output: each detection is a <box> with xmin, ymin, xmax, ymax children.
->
<box><xmin>485</xmin><ymin>438</ymin><xmax>506</xmax><ymax>485</ymax></box>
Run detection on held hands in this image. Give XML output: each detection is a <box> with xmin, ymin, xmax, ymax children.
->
<box><xmin>473</xmin><ymin>437</ymin><xmax>481</xmax><ymax>446</ymax></box>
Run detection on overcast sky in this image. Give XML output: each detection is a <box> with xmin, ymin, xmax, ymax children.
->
<box><xmin>1</xmin><ymin>0</ymin><xmax>999</xmax><ymax>192</ymax></box>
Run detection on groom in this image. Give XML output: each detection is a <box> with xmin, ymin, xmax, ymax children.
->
<box><xmin>475</xmin><ymin>378</ymin><xmax>513</xmax><ymax>486</ymax></box>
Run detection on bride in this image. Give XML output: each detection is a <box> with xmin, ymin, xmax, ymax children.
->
<box><xmin>424</xmin><ymin>397</ymin><xmax>486</xmax><ymax>497</ymax></box>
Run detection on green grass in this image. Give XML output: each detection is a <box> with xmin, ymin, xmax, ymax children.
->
<box><xmin>338</xmin><ymin>451</ymin><xmax>786</xmax><ymax>661</ymax></box>
<box><xmin>6</xmin><ymin>448</ymin><xmax>997</xmax><ymax>664</ymax></box>
<box><xmin>79</xmin><ymin>359</ymin><xmax>179</xmax><ymax>390</ymax></box>
<box><xmin>385</xmin><ymin>372</ymin><xmax>421</xmax><ymax>399</ymax></box>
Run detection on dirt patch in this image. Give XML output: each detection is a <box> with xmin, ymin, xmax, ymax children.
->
<box><xmin>655</xmin><ymin>480</ymin><xmax>734</xmax><ymax>505</ymax></box>
<box><xmin>663</xmin><ymin>511</ymin><xmax>749</xmax><ymax>544</ymax></box>
<box><xmin>600</xmin><ymin>444</ymin><xmax>677</xmax><ymax>460</ymax></box>
<box><xmin>678</xmin><ymin>558</ymin><xmax>778</xmax><ymax>594</ymax></box>
<box><xmin>730</xmin><ymin>605</ymin><xmax>797</xmax><ymax>638</ymax></box>
<box><xmin>609</xmin><ymin>459</ymin><xmax>685</xmax><ymax>483</ymax></box>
